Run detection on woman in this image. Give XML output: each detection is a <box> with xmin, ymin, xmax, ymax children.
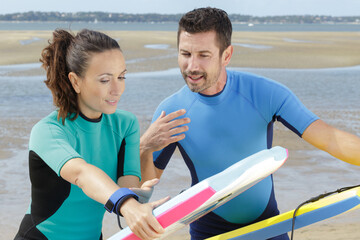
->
<box><xmin>14</xmin><ymin>29</ymin><xmax>166</xmax><ymax>240</ymax></box>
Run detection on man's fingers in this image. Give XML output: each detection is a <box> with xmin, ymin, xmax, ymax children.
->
<box><xmin>162</xmin><ymin>109</ymin><xmax>187</xmax><ymax>122</ymax></box>
<box><xmin>169</xmin><ymin>125</ymin><xmax>189</xmax><ymax>135</ymax></box>
<box><xmin>167</xmin><ymin>117</ymin><xmax>191</xmax><ymax>129</ymax></box>
<box><xmin>158</xmin><ymin>110</ymin><xmax>166</xmax><ymax>119</ymax></box>
<box><xmin>160</xmin><ymin>132</ymin><xmax>186</xmax><ymax>146</ymax></box>
<box><xmin>152</xmin><ymin>111</ymin><xmax>166</xmax><ymax>125</ymax></box>
<box><xmin>170</xmin><ymin>133</ymin><xmax>186</xmax><ymax>142</ymax></box>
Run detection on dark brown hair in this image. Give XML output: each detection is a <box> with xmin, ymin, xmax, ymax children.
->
<box><xmin>40</xmin><ymin>29</ymin><xmax>121</xmax><ymax>124</ymax></box>
<box><xmin>177</xmin><ymin>7</ymin><xmax>232</xmax><ymax>55</ymax></box>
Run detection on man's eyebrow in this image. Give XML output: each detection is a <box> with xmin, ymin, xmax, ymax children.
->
<box><xmin>198</xmin><ymin>50</ymin><xmax>212</xmax><ymax>54</ymax></box>
<box><xmin>179</xmin><ymin>49</ymin><xmax>212</xmax><ymax>54</ymax></box>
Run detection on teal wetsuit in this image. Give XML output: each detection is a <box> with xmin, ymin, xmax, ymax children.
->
<box><xmin>152</xmin><ymin>70</ymin><xmax>319</xmax><ymax>239</ymax></box>
<box><xmin>15</xmin><ymin>110</ymin><xmax>141</xmax><ymax>240</ymax></box>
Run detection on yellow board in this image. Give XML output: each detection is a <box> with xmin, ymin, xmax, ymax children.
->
<box><xmin>207</xmin><ymin>187</ymin><xmax>360</xmax><ymax>240</ymax></box>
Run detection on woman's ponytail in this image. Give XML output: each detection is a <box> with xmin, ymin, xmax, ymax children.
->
<box><xmin>40</xmin><ymin>29</ymin><xmax>78</xmax><ymax>124</ymax></box>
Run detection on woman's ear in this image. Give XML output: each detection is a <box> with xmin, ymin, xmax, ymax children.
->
<box><xmin>68</xmin><ymin>72</ymin><xmax>81</xmax><ymax>94</ymax></box>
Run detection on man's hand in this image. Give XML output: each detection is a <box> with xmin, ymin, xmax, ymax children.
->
<box><xmin>140</xmin><ymin>109</ymin><xmax>190</xmax><ymax>155</ymax></box>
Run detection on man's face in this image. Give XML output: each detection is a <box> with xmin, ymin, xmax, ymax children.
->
<box><xmin>178</xmin><ymin>30</ymin><xmax>225</xmax><ymax>95</ymax></box>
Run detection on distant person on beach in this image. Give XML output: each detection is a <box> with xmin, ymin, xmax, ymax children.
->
<box><xmin>14</xmin><ymin>29</ymin><xmax>167</xmax><ymax>240</ymax></box>
<box><xmin>139</xmin><ymin>7</ymin><xmax>360</xmax><ymax>240</ymax></box>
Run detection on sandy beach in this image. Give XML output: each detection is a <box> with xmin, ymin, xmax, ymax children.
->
<box><xmin>1</xmin><ymin>30</ymin><xmax>360</xmax><ymax>239</ymax></box>
<box><xmin>1</xmin><ymin>30</ymin><xmax>360</xmax><ymax>72</ymax></box>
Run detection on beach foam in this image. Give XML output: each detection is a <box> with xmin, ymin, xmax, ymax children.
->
<box><xmin>19</xmin><ymin>37</ymin><xmax>42</xmax><ymax>45</ymax></box>
<box><xmin>144</xmin><ymin>44</ymin><xmax>171</xmax><ymax>50</ymax></box>
<box><xmin>233</xmin><ymin>42</ymin><xmax>273</xmax><ymax>49</ymax></box>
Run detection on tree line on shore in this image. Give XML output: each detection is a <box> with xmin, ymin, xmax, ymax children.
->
<box><xmin>1</xmin><ymin>11</ymin><xmax>359</xmax><ymax>24</ymax></box>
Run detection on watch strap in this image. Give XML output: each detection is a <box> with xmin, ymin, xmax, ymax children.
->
<box><xmin>104</xmin><ymin>188</ymin><xmax>139</xmax><ymax>214</ymax></box>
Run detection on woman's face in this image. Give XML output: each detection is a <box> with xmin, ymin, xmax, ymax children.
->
<box><xmin>71</xmin><ymin>49</ymin><xmax>126</xmax><ymax>119</ymax></box>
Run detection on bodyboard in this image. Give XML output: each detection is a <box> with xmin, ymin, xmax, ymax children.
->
<box><xmin>207</xmin><ymin>186</ymin><xmax>360</xmax><ymax>240</ymax></box>
<box><xmin>108</xmin><ymin>146</ymin><xmax>288</xmax><ymax>240</ymax></box>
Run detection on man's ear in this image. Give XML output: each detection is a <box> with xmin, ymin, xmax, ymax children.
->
<box><xmin>68</xmin><ymin>72</ymin><xmax>81</xmax><ymax>94</ymax></box>
<box><xmin>222</xmin><ymin>45</ymin><xmax>233</xmax><ymax>66</ymax></box>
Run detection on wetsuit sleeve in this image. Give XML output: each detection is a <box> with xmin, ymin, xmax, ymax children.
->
<box><xmin>254</xmin><ymin>78</ymin><xmax>319</xmax><ymax>137</ymax></box>
<box><xmin>120</xmin><ymin>116</ymin><xmax>141</xmax><ymax>179</ymax></box>
<box><xmin>29</xmin><ymin>121</ymin><xmax>81</xmax><ymax>176</ymax></box>
<box><xmin>275</xmin><ymin>90</ymin><xmax>319</xmax><ymax>137</ymax></box>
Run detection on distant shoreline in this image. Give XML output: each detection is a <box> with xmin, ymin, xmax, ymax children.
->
<box><xmin>1</xmin><ymin>20</ymin><xmax>359</xmax><ymax>24</ymax></box>
<box><xmin>1</xmin><ymin>21</ymin><xmax>360</xmax><ymax>32</ymax></box>
<box><xmin>1</xmin><ymin>11</ymin><xmax>359</xmax><ymax>24</ymax></box>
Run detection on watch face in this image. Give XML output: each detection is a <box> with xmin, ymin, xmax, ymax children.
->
<box><xmin>105</xmin><ymin>200</ymin><xmax>115</xmax><ymax>212</ymax></box>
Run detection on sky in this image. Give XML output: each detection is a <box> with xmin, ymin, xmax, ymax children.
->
<box><xmin>0</xmin><ymin>0</ymin><xmax>359</xmax><ymax>16</ymax></box>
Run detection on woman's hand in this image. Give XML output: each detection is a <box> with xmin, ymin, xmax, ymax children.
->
<box><xmin>130</xmin><ymin>178</ymin><xmax>160</xmax><ymax>203</ymax></box>
<box><xmin>120</xmin><ymin>196</ymin><xmax>170</xmax><ymax>240</ymax></box>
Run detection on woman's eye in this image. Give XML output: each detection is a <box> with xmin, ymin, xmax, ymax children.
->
<box><xmin>100</xmin><ymin>79</ymin><xmax>110</xmax><ymax>83</ymax></box>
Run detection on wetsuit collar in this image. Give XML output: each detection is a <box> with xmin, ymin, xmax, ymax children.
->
<box><xmin>75</xmin><ymin>112</ymin><xmax>103</xmax><ymax>133</ymax></box>
<box><xmin>79</xmin><ymin>111</ymin><xmax>103</xmax><ymax>123</ymax></box>
<box><xmin>196</xmin><ymin>70</ymin><xmax>232</xmax><ymax>105</ymax></box>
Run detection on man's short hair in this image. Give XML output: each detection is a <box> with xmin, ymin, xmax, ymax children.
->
<box><xmin>177</xmin><ymin>7</ymin><xmax>232</xmax><ymax>54</ymax></box>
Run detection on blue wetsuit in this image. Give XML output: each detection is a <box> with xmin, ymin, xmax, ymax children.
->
<box><xmin>152</xmin><ymin>70</ymin><xmax>318</xmax><ymax>239</ymax></box>
<box><xmin>15</xmin><ymin>110</ymin><xmax>141</xmax><ymax>240</ymax></box>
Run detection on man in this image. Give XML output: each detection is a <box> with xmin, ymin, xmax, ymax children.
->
<box><xmin>140</xmin><ymin>7</ymin><xmax>360</xmax><ymax>240</ymax></box>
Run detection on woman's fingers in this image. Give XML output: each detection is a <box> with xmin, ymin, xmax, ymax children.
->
<box><xmin>151</xmin><ymin>196</ymin><xmax>171</xmax><ymax>209</ymax></box>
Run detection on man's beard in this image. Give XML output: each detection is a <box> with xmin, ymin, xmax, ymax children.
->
<box><xmin>182</xmin><ymin>70</ymin><xmax>209</xmax><ymax>93</ymax></box>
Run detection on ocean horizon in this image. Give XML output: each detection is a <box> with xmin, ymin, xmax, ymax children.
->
<box><xmin>1</xmin><ymin>21</ymin><xmax>360</xmax><ymax>31</ymax></box>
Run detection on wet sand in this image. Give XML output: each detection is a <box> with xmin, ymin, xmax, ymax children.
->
<box><xmin>1</xmin><ymin>30</ymin><xmax>360</xmax><ymax>72</ymax></box>
<box><xmin>1</xmin><ymin>30</ymin><xmax>360</xmax><ymax>239</ymax></box>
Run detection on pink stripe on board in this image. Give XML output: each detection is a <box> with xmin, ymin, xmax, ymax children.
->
<box><xmin>122</xmin><ymin>186</ymin><xmax>216</xmax><ymax>240</ymax></box>
<box><xmin>157</xmin><ymin>186</ymin><xmax>216</xmax><ymax>228</ymax></box>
